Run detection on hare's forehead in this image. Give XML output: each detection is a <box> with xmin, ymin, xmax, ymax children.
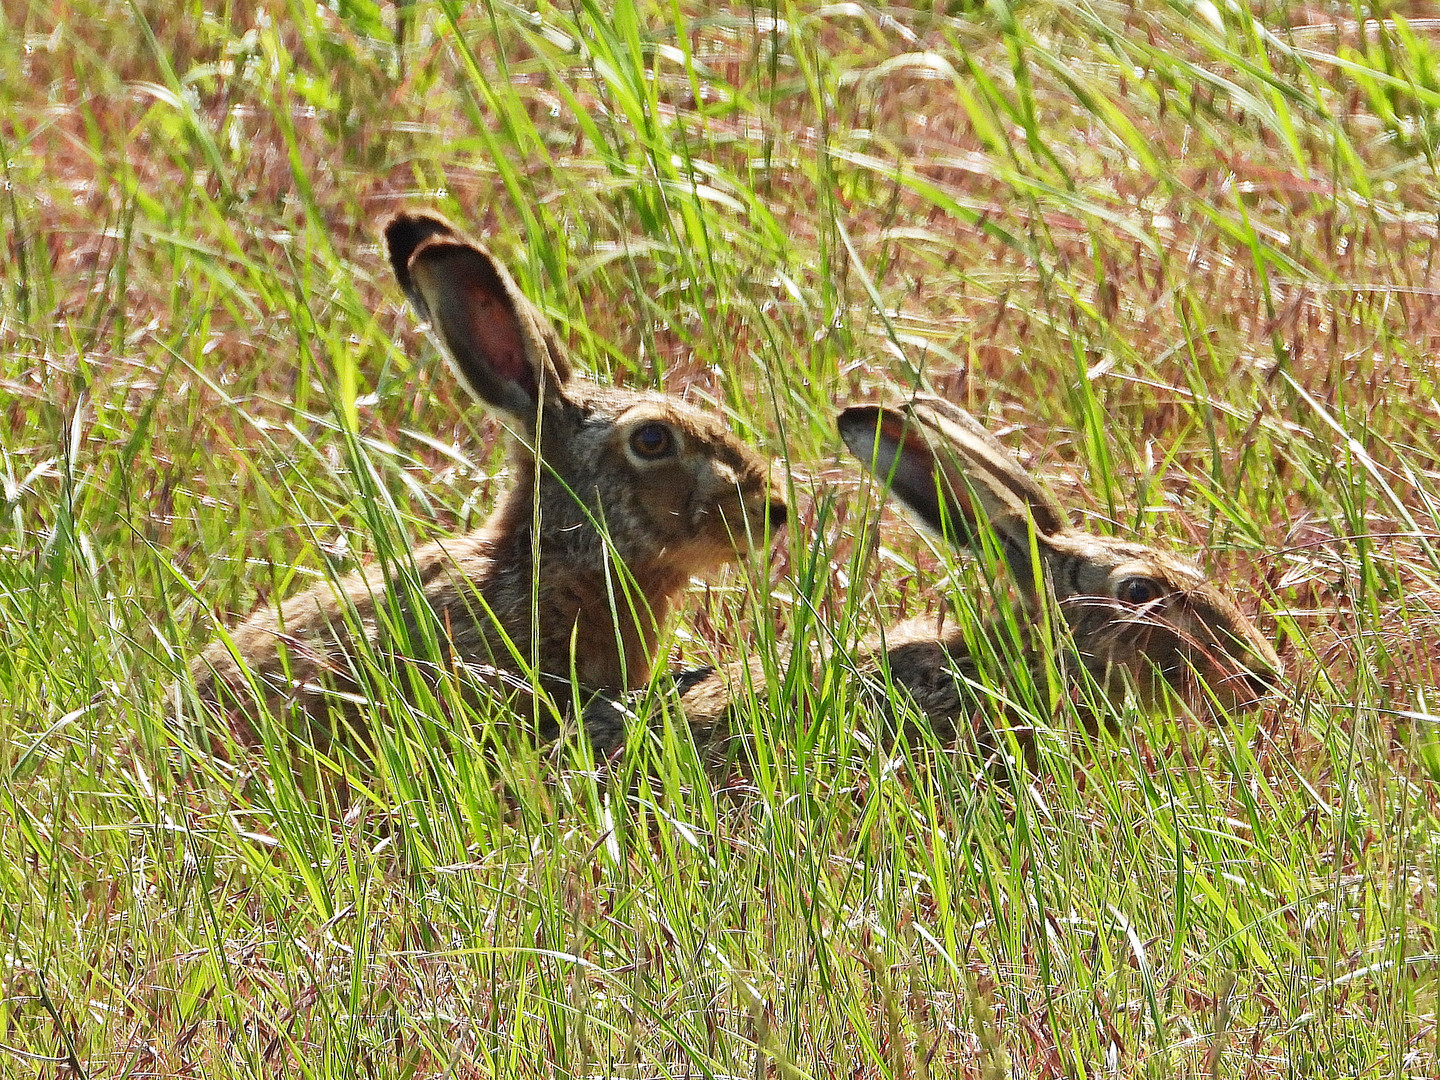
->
<box><xmin>1129</xmin><ymin>557</ymin><xmax>1211</xmax><ymax>592</ymax></box>
<box><xmin>1066</xmin><ymin>537</ymin><xmax>1207</xmax><ymax>585</ymax></box>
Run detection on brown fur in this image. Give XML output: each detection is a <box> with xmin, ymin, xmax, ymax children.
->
<box><xmin>190</xmin><ymin>211</ymin><xmax>786</xmax><ymax>739</ymax></box>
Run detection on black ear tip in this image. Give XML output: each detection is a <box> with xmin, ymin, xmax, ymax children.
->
<box><xmin>836</xmin><ymin>404</ymin><xmax>884</xmax><ymax>456</ymax></box>
<box><xmin>382</xmin><ymin>210</ymin><xmax>460</xmax><ymax>286</ymax></box>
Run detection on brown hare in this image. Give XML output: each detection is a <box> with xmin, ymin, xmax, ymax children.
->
<box><xmin>190</xmin><ymin>211</ymin><xmax>787</xmax><ymax>740</ymax></box>
<box><xmin>835</xmin><ymin>395</ymin><xmax>1284</xmax><ymax>726</ymax></box>
<box><xmin>613</xmin><ymin>393</ymin><xmax>1283</xmax><ymax>758</ymax></box>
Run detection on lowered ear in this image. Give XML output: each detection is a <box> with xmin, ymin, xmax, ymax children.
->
<box><xmin>840</xmin><ymin>403</ymin><xmax>1014</xmax><ymax>546</ymax></box>
<box><xmin>902</xmin><ymin>396</ymin><xmax>1068</xmax><ymax>538</ymax></box>
<box><xmin>384</xmin><ymin>211</ymin><xmax>572</xmax><ymax>427</ymax></box>
<box><xmin>839</xmin><ymin>398</ymin><xmax>1069</xmax><ymax>602</ymax></box>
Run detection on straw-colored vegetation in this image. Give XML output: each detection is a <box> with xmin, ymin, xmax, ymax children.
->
<box><xmin>2</xmin><ymin>0</ymin><xmax>1438</xmax><ymax>1074</ymax></box>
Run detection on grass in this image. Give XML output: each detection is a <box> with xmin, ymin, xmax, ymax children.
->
<box><xmin>3</xmin><ymin>0</ymin><xmax>1440</xmax><ymax>1074</ymax></box>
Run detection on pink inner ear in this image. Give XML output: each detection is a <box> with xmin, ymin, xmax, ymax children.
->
<box><xmin>454</xmin><ymin>265</ymin><xmax>538</xmax><ymax>398</ymax></box>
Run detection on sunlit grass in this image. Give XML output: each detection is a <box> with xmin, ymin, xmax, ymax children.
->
<box><xmin>2</xmin><ymin>0</ymin><xmax>1439</xmax><ymax>1074</ymax></box>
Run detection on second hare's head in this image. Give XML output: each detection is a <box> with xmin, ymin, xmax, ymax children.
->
<box><xmin>839</xmin><ymin>395</ymin><xmax>1284</xmax><ymax>713</ymax></box>
<box><xmin>385</xmin><ymin>211</ymin><xmax>787</xmax><ymax>587</ymax></box>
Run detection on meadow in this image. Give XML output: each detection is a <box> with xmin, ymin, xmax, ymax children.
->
<box><xmin>2</xmin><ymin>0</ymin><xmax>1439</xmax><ymax>1074</ymax></box>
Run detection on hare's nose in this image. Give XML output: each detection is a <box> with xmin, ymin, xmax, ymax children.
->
<box><xmin>766</xmin><ymin>498</ymin><xmax>788</xmax><ymax>531</ymax></box>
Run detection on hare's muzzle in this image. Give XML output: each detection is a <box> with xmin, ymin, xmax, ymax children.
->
<box><xmin>735</xmin><ymin>492</ymin><xmax>786</xmax><ymax>551</ymax></box>
<box><xmin>1218</xmin><ymin>618</ymin><xmax>1285</xmax><ymax>704</ymax></box>
<box><xmin>1198</xmin><ymin>662</ymin><xmax>1283</xmax><ymax>713</ymax></box>
<box><xmin>1187</xmin><ymin>629</ymin><xmax>1285</xmax><ymax>712</ymax></box>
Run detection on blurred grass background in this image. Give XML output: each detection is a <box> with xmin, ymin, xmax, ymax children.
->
<box><xmin>3</xmin><ymin>0</ymin><xmax>1440</xmax><ymax>1074</ymax></box>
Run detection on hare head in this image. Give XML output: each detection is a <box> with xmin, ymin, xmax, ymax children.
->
<box><xmin>385</xmin><ymin>212</ymin><xmax>786</xmax><ymax>579</ymax></box>
<box><xmin>838</xmin><ymin>395</ymin><xmax>1283</xmax><ymax>713</ymax></box>
<box><xmin>192</xmin><ymin>211</ymin><xmax>786</xmax><ymax>726</ymax></box>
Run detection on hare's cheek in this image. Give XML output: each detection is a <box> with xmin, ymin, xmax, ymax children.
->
<box><xmin>1183</xmin><ymin>652</ymin><xmax>1250</xmax><ymax>711</ymax></box>
<box><xmin>627</xmin><ymin>464</ymin><xmax>696</xmax><ymax>537</ymax></box>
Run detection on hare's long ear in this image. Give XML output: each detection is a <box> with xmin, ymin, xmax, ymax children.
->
<box><xmin>838</xmin><ymin>395</ymin><xmax>1070</xmax><ymax>603</ymax></box>
<box><xmin>384</xmin><ymin>211</ymin><xmax>573</xmax><ymax>429</ymax></box>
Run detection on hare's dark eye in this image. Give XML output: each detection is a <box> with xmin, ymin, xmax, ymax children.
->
<box><xmin>1116</xmin><ymin>576</ymin><xmax>1163</xmax><ymax>606</ymax></box>
<box><xmin>629</xmin><ymin>422</ymin><xmax>676</xmax><ymax>460</ymax></box>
